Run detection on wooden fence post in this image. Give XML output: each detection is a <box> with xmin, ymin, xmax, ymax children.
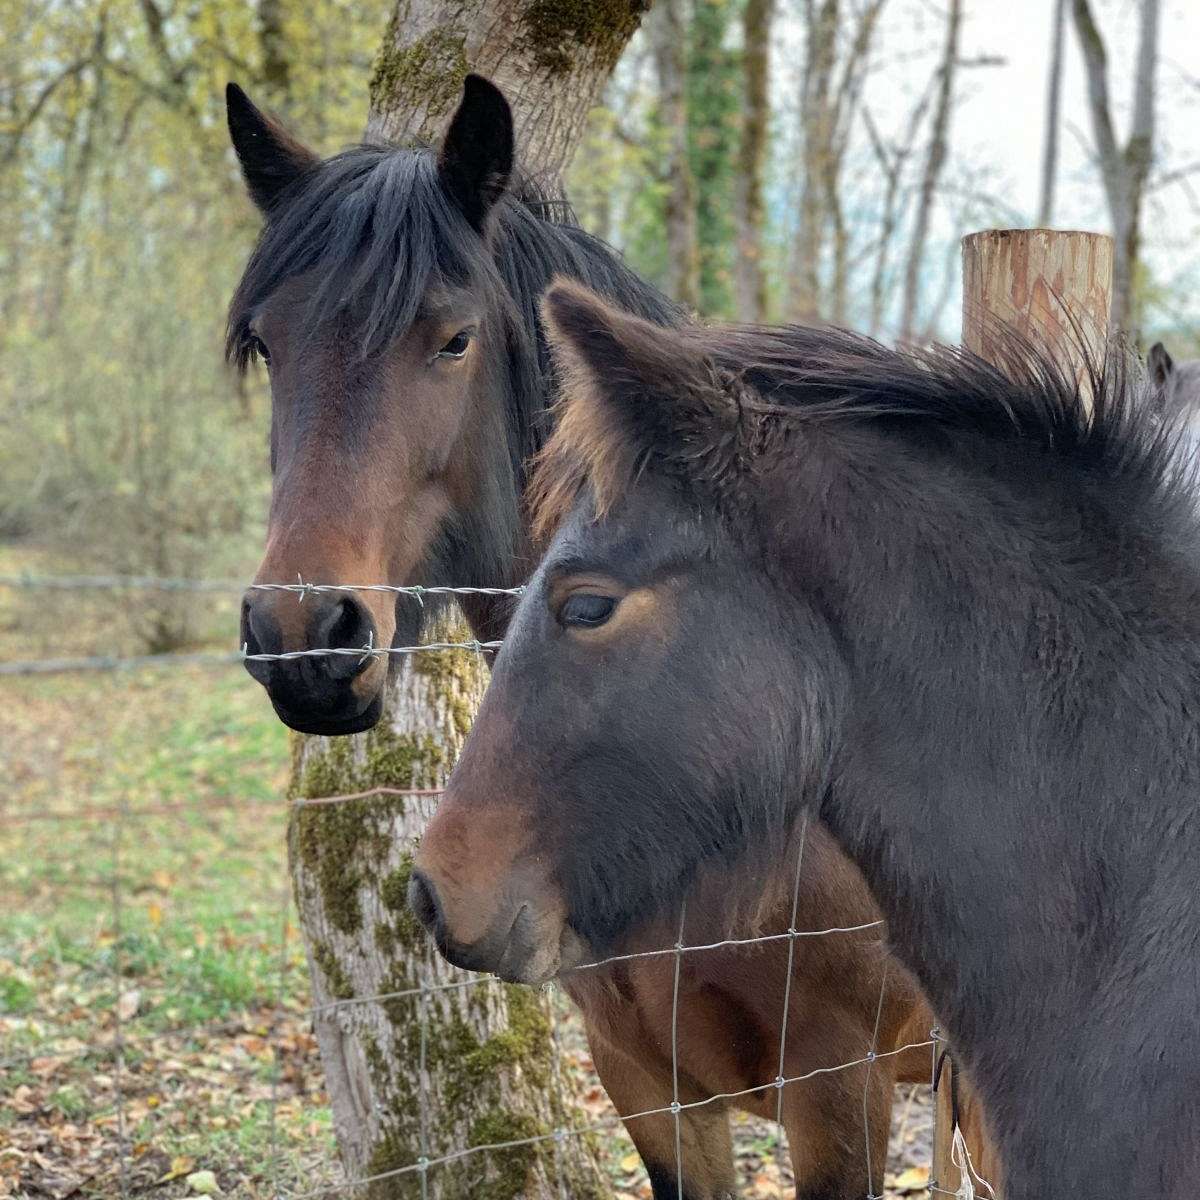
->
<box><xmin>930</xmin><ymin>227</ymin><xmax>1114</xmax><ymax>1199</ymax></box>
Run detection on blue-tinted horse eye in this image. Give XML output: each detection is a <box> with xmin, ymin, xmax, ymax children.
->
<box><xmin>560</xmin><ymin>594</ymin><xmax>616</xmax><ymax>628</ymax></box>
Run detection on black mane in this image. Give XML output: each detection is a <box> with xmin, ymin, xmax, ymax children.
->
<box><xmin>227</xmin><ymin>141</ymin><xmax>681</xmax><ymax>477</ymax></box>
<box><xmin>696</xmin><ymin>322</ymin><xmax>1184</xmax><ymax>504</ymax></box>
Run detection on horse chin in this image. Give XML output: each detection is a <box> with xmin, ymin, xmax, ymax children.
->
<box><xmin>270</xmin><ymin>691</ymin><xmax>385</xmax><ymax>737</ymax></box>
<box><xmin>493</xmin><ymin>920</ymin><xmax>589</xmax><ymax>987</ymax></box>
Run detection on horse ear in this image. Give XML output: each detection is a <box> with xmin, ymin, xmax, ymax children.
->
<box><xmin>541</xmin><ymin>280</ymin><xmax>744</xmax><ymax>510</ymax></box>
<box><xmin>1148</xmin><ymin>342</ymin><xmax>1175</xmax><ymax>391</ymax></box>
<box><xmin>438</xmin><ymin>75</ymin><xmax>514</xmax><ymax>232</ymax></box>
<box><xmin>226</xmin><ymin>82</ymin><xmax>318</xmax><ymax>214</ymax></box>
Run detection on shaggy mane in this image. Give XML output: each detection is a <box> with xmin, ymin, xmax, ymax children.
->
<box><xmin>532</xmin><ymin>319</ymin><xmax>1179</xmax><ymax>542</ymax></box>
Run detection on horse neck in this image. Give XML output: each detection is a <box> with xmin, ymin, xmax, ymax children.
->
<box><xmin>762</xmin><ymin>429</ymin><xmax>1200</xmax><ymax>1192</ymax></box>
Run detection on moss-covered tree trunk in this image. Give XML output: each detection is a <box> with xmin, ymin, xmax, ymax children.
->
<box><xmin>289</xmin><ymin>5</ymin><xmax>650</xmax><ymax>1194</ymax></box>
<box><xmin>291</xmin><ymin>645</ymin><xmax>603</xmax><ymax>1197</ymax></box>
<box><xmin>366</xmin><ymin>0</ymin><xmax>650</xmax><ymax>192</ymax></box>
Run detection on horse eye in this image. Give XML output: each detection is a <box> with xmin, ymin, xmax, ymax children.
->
<box><xmin>560</xmin><ymin>594</ymin><xmax>617</xmax><ymax>629</ymax></box>
<box><xmin>437</xmin><ymin>330</ymin><xmax>473</xmax><ymax>359</ymax></box>
<box><xmin>249</xmin><ymin>335</ymin><xmax>271</xmax><ymax>365</ymax></box>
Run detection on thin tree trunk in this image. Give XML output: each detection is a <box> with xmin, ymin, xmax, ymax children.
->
<box><xmin>367</xmin><ymin>0</ymin><xmax>649</xmax><ymax>194</ymax></box>
<box><xmin>789</xmin><ymin>0</ymin><xmax>837</xmax><ymax>321</ymax></box>
<box><xmin>1037</xmin><ymin>0</ymin><xmax>1065</xmax><ymax>227</ymax></box>
<box><xmin>734</xmin><ymin>0</ymin><xmax>773</xmax><ymax>321</ymax></box>
<box><xmin>898</xmin><ymin>0</ymin><xmax>961</xmax><ymax>342</ymax></box>
<box><xmin>650</xmin><ymin>0</ymin><xmax>700</xmax><ymax>310</ymax></box>
<box><xmin>290</xmin><ymin>2</ymin><xmax>648</xmax><ymax>1194</ymax></box>
<box><xmin>1071</xmin><ymin>0</ymin><xmax>1160</xmax><ymax>337</ymax></box>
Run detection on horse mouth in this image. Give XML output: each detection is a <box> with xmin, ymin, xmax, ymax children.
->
<box><xmin>270</xmin><ymin>692</ymin><xmax>385</xmax><ymax>737</ymax></box>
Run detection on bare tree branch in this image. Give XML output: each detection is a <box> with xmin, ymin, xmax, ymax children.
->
<box><xmin>899</xmin><ymin>0</ymin><xmax>961</xmax><ymax>342</ymax></box>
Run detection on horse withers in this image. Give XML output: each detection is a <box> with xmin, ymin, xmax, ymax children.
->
<box><xmin>415</xmin><ymin>280</ymin><xmax>1200</xmax><ymax>1198</ymax></box>
<box><xmin>225</xmin><ymin>78</ymin><xmax>980</xmax><ymax>1198</ymax></box>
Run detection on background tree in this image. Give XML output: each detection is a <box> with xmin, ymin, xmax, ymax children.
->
<box><xmin>1037</xmin><ymin>0</ymin><xmax>1066</xmax><ymax>228</ymax></box>
<box><xmin>1071</xmin><ymin>0</ymin><xmax>1161</xmax><ymax>338</ymax></box>
<box><xmin>898</xmin><ymin>0</ymin><xmax>961</xmax><ymax>341</ymax></box>
<box><xmin>649</xmin><ymin>0</ymin><xmax>701</xmax><ymax>309</ymax></box>
<box><xmin>734</xmin><ymin>0</ymin><xmax>774</xmax><ymax>321</ymax></box>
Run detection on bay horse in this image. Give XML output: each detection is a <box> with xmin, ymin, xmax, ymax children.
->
<box><xmin>414</xmin><ymin>278</ymin><xmax>1200</xmax><ymax>1199</ymax></box>
<box><xmin>226</xmin><ymin>77</ymin><xmax>971</xmax><ymax>1197</ymax></box>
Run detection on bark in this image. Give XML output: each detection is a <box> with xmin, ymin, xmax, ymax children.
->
<box><xmin>291</xmin><ymin>3</ymin><xmax>647</xmax><ymax>1192</ymax></box>
<box><xmin>898</xmin><ymin>0</ymin><xmax>961</xmax><ymax>343</ymax></box>
<box><xmin>291</xmin><ymin>644</ymin><xmax>603</xmax><ymax>1197</ymax></box>
<box><xmin>1036</xmin><ymin>0</ymin><xmax>1066</xmax><ymax>227</ymax></box>
<box><xmin>1071</xmin><ymin>0</ymin><xmax>1160</xmax><ymax>338</ymax></box>
<box><xmin>734</xmin><ymin>0</ymin><xmax>773</xmax><ymax>321</ymax></box>
<box><xmin>650</xmin><ymin>0</ymin><xmax>700</xmax><ymax>310</ymax></box>
<box><xmin>366</xmin><ymin>0</ymin><xmax>650</xmax><ymax>194</ymax></box>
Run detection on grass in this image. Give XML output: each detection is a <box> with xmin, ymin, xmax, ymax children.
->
<box><xmin>0</xmin><ymin>541</ymin><xmax>933</xmax><ymax>1199</ymax></box>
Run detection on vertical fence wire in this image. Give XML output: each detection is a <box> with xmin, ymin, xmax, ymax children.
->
<box><xmin>417</xmin><ymin>988</ymin><xmax>431</xmax><ymax>1200</ymax></box>
<box><xmin>670</xmin><ymin>902</ymin><xmax>688</xmax><ymax>1200</ymax></box>
<box><xmin>542</xmin><ymin>983</ymin><xmax>570</xmax><ymax>1200</ymax></box>
<box><xmin>109</xmin><ymin>797</ymin><xmax>130</xmax><ymax>1199</ymax></box>
<box><xmin>863</xmin><ymin>958</ymin><xmax>891</xmax><ymax>1200</ymax></box>
<box><xmin>268</xmin><ymin>850</ymin><xmax>292</xmax><ymax>1198</ymax></box>
<box><xmin>774</xmin><ymin>809</ymin><xmax>810</xmax><ymax>1188</ymax></box>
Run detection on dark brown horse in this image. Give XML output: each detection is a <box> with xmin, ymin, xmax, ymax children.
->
<box><xmin>416</xmin><ymin>279</ymin><xmax>1200</xmax><ymax>1199</ymax></box>
<box><xmin>226</xmin><ymin>79</ymin><xmax>975</xmax><ymax>1198</ymax></box>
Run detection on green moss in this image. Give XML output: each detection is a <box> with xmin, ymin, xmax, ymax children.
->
<box><xmin>311</xmin><ymin>941</ymin><xmax>354</xmax><ymax>1002</ymax></box>
<box><xmin>290</xmin><ymin>726</ymin><xmax>446</xmax><ymax>935</ymax></box>
<box><xmin>413</xmin><ymin>640</ymin><xmax>480</xmax><ymax>740</ymax></box>
<box><xmin>465</xmin><ymin>1110</ymin><xmax>543</xmax><ymax>1200</ymax></box>
<box><xmin>369</xmin><ymin>25</ymin><xmax>468</xmax><ymax>121</ymax></box>
<box><xmin>519</xmin><ymin>0</ymin><xmax>648</xmax><ymax>75</ymax></box>
<box><xmin>364</xmin><ymin>1129</ymin><xmax>424</xmax><ymax>1200</ymax></box>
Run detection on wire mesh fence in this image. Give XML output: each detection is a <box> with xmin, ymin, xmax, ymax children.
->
<box><xmin>0</xmin><ymin>573</ymin><xmax>975</xmax><ymax>1200</ymax></box>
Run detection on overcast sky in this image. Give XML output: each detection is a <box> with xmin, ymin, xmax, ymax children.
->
<box><xmin>772</xmin><ymin>0</ymin><xmax>1200</xmax><ymax>343</ymax></box>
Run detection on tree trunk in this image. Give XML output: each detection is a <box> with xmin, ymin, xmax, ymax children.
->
<box><xmin>734</xmin><ymin>0</ymin><xmax>773</xmax><ymax>321</ymax></box>
<box><xmin>1070</xmin><ymin>0</ymin><xmax>1160</xmax><ymax>339</ymax></box>
<box><xmin>1036</xmin><ymin>0</ymin><xmax>1065</xmax><ymax>227</ymax></box>
<box><xmin>290</xmin><ymin>3</ymin><xmax>649</xmax><ymax>1193</ymax></box>
<box><xmin>898</xmin><ymin>0</ymin><xmax>961</xmax><ymax>342</ymax></box>
<box><xmin>367</xmin><ymin>0</ymin><xmax>650</xmax><ymax>193</ymax></box>
<box><xmin>650</xmin><ymin>0</ymin><xmax>700</xmax><ymax>311</ymax></box>
<box><xmin>290</xmin><ymin>643</ymin><xmax>604</xmax><ymax>1197</ymax></box>
<box><xmin>788</xmin><ymin>0</ymin><xmax>836</xmax><ymax>322</ymax></box>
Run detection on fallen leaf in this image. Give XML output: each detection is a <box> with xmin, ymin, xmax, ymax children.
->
<box><xmin>156</xmin><ymin>1155</ymin><xmax>195</xmax><ymax>1184</ymax></box>
<box><xmin>116</xmin><ymin>990</ymin><xmax>140</xmax><ymax>1022</ymax></box>
<box><xmin>186</xmin><ymin>1169</ymin><xmax>220</xmax><ymax>1195</ymax></box>
<box><xmin>619</xmin><ymin>1152</ymin><xmax>642</xmax><ymax>1173</ymax></box>
<box><xmin>890</xmin><ymin>1165</ymin><xmax>931</xmax><ymax>1193</ymax></box>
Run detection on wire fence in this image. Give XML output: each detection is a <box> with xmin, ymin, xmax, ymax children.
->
<box><xmin>0</xmin><ymin>572</ymin><xmax>981</xmax><ymax>1200</ymax></box>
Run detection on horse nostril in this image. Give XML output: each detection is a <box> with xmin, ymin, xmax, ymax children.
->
<box><xmin>408</xmin><ymin>870</ymin><xmax>443</xmax><ymax>936</ymax></box>
<box><xmin>242</xmin><ymin>594</ymin><xmax>281</xmax><ymax>657</ymax></box>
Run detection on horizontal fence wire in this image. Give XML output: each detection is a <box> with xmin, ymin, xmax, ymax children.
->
<box><xmin>2</xmin><ymin>571</ymin><xmax>952</xmax><ymax>1199</ymax></box>
<box><xmin>0</xmin><ymin>572</ymin><xmax>524</xmax><ymax>599</ymax></box>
